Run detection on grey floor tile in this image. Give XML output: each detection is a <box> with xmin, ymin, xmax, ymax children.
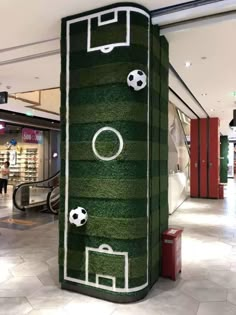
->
<box><xmin>0</xmin><ymin>297</ymin><xmax>32</xmax><ymax>315</ymax></box>
<box><xmin>0</xmin><ymin>276</ymin><xmax>43</xmax><ymax>297</ymax></box>
<box><xmin>10</xmin><ymin>261</ymin><xmax>49</xmax><ymax>277</ymax></box>
<box><xmin>28</xmin><ymin>309</ymin><xmax>67</xmax><ymax>315</ymax></box>
<box><xmin>27</xmin><ymin>285</ymin><xmax>75</xmax><ymax>309</ymax></box>
<box><xmin>197</xmin><ymin>301</ymin><xmax>236</xmax><ymax>315</ymax></box>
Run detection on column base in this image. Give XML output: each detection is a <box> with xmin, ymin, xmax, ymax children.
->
<box><xmin>61</xmin><ymin>281</ymin><xmax>149</xmax><ymax>303</ymax></box>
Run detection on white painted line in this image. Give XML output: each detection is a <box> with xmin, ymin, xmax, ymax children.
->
<box><xmin>92</xmin><ymin>126</ymin><xmax>124</xmax><ymax>161</ymax></box>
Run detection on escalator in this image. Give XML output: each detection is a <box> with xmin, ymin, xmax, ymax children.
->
<box><xmin>13</xmin><ymin>171</ymin><xmax>60</xmax><ymax>214</ymax></box>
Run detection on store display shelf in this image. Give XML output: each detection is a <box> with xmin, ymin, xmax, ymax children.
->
<box><xmin>0</xmin><ymin>148</ymin><xmax>39</xmax><ymax>184</ymax></box>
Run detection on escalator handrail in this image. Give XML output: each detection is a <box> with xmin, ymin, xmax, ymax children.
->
<box><xmin>47</xmin><ymin>186</ymin><xmax>60</xmax><ymax>214</ymax></box>
<box><xmin>13</xmin><ymin>171</ymin><xmax>60</xmax><ymax>211</ymax></box>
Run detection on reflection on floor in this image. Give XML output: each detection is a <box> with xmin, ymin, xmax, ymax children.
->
<box><xmin>0</xmin><ymin>211</ymin><xmax>57</xmax><ymax>231</ymax></box>
<box><xmin>0</xmin><ymin>181</ymin><xmax>236</xmax><ymax>314</ymax></box>
<box><xmin>0</xmin><ymin>187</ymin><xmax>57</xmax><ymax>231</ymax></box>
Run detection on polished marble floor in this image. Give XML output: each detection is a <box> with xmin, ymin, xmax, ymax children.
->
<box><xmin>1</xmin><ymin>181</ymin><xmax>236</xmax><ymax>314</ymax></box>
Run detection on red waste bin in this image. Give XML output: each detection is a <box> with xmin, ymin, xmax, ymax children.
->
<box><xmin>219</xmin><ymin>184</ymin><xmax>224</xmax><ymax>199</ymax></box>
<box><xmin>162</xmin><ymin>228</ymin><xmax>183</xmax><ymax>281</ymax></box>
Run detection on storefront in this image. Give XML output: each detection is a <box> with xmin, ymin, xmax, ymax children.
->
<box><xmin>0</xmin><ymin>123</ymin><xmax>60</xmax><ymax>185</ymax></box>
<box><xmin>168</xmin><ymin>102</ymin><xmax>190</xmax><ymax>214</ymax></box>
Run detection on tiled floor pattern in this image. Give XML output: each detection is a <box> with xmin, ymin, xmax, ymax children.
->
<box><xmin>0</xmin><ymin>211</ymin><xmax>57</xmax><ymax>231</ymax></box>
<box><xmin>1</xmin><ymin>182</ymin><xmax>236</xmax><ymax>314</ymax></box>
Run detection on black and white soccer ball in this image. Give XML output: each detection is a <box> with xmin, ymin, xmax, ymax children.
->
<box><xmin>69</xmin><ymin>207</ymin><xmax>88</xmax><ymax>227</ymax></box>
<box><xmin>127</xmin><ymin>69</ymin><xmax>147</xmax><ymax>91</ymax></box>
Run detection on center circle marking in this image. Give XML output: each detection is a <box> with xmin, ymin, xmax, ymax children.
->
<box><xmin>92</xmin><ymin>127</ymin><xmax>124</xmax><ymax>161</ymax></box>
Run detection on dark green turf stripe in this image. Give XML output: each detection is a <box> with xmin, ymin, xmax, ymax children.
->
<box><xmin>69</xmin><ymin>62</ymin><xmax>148</xmax><ymax>89</ymax></box>
<box><xmin>67</xmin><ymin>122</ymin><xmax>148</xmax><ymax>142</ymax></box>
<box><xmin>63</xmin><ymin>161</ymin><xmax>147</xmax><ymax>179</ymax></box>
<box><xmin>61</xmin><ymin>197</ymin><xmax>147</xmax><ymax>218</ymax></box>
<box><xmin>69</xmin><ymin>45</ymin><xmax>148</xmax><ymax>70</ymax></box>
<box><xmin>66</xmin><ymin>84</ymin><xmax>148</xmax><ymax>107</ymax></box>
<box><xmin>69</xmin><ymin>102</ymin><xmax>147</xmax><ymax>124</ymax></box>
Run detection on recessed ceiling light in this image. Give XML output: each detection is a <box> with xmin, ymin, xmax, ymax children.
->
<box><xmin>51</xmin><ymin>121</ymin><xmax>54</xmax><ymax>124</ymax></box>
<box><xmin>6</xmin><ymin>86</ymin><xmax>11</xmax><ymax>89</ymax></box>
<box><xmin>210</xmin><ymin>109</ymin><xmax>215</xmax><ymax>112</ymax></box>
<box><xmin>201</xmin><ymin>56</ymin><xmax>207</xmax><ymax>60</ymax></box>
<box><xmin>52</xmin><ymin>152</ymin><xmax>58</xmax><ymax>158</ymax></box>
<box><xmin>185</xmin><ymin>61</ymin><xmax>192</xmax><ymax>68</ymax></box>
<box><xmin>34</xmin><ymin>76</ymin><xmax>39</xmax><ymax>79</ymax></box>
<box><xmin>232</xmin><ymin>91</ymin><xmax>236</xmax><ymax>97</ymax></box>
<box><xmin>201</xmin><ymin>93</ymin><xmax>207</xmax><ymax>96</ymax></box>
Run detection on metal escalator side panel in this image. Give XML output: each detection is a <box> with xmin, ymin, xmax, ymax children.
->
<box><xmin>13</xmin><ymin>171</ymin><xmax>60</xmax><ymax>212</ymax></box>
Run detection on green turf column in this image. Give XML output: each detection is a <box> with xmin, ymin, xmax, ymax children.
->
<box><xmin>220</xmin><ymin>136</ymin><xmax>229</xmax><ymax>183</ymax></box>
<box><xmin>159</xmin><ymin>36</ymin><xmax>169</xmax><ymax>234</ymax></box>
<box><xmin>149</xmin><ymin>24</ymin><xmax>161</xmax><ymax>286</ymax></box>
<box><xmin>60</xmin><ymin>3</ymin><xmax>169</xmax><ymax>303</ymax></box>
<box><xmin>149</xmin><ymin>26</ymin><xmax>169</xmax><ymax>286</ymax></box>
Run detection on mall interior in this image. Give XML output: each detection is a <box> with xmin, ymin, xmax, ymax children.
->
<box><xmin>1</xmin><ymin>0</ymin><xmax>236</xmax><ymax>314</ymax></box>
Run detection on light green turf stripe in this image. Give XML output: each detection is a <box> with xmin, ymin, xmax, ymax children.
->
<box><xmin>65</xmin><ymin>160</ymin><xmax>147</xmax><ymax>179</ymax></box>
<box><xmin>69</xmin><ymin>102</ymin><xmax>147</xmax><ymax>124</ymax></box>
<box><xmin>61</xmin><ymin>141</ymin><xmax>160</xmax><ymax>161</ymax></box>
<box><xmin>68</xmin><ymin>216</ymin><xmax>147</xmax><ymax>239</ymax></box>
<box><xmin>64</xmin><ymin>177</ymin><xmax>148</xmax><ymax>199</ymax></box>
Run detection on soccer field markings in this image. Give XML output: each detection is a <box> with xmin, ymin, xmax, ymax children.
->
<box><xmin>87</xmin><ymin>7</ymin><xmax>129</xmax><ymax>54</ymax></box>
<box><xmin>86</xmin><ymin>244</ymin><xmax>128</xmax><ymax>291</ymax></box>
<box><xmin>64</xmin><ymin>5</ymin><xmax>150</xmax><ymax>293</ymax></box>
<box><xmin>92</xmin><ymin>126</ymin><xmax>124</xmax><ymax>161</ymax></box>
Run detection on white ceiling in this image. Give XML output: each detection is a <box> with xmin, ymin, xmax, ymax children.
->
<box><xmin>1</xmin><ymin>0</ymin><xmax>236</xmax><ymax>135</ymax></box>
<box><xmin>0</xmin><ymin>0</ymin><xmax>187</xmax><ymax>48</ymax></box>
<box><xmin>166</xmin><ymin>17</ymin><xmax>236</xmax><ymax>136</ymax></box>
<box><xmin>0</xmin><ymin>0</ymin><xmax>187</xmax><ymax>120</ymax></box>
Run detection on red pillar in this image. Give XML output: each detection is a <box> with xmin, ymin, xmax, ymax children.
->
<box><xmin>200</xmin><ymin>119</ymin><xmax>207</xmax><ymax>197</ymax></box>
<box><xmin>190</xmin><ymin>117</ymin><xmax>220</xmax><ymax>199</ymax></box>
<box><xmin>208</xmin><ymin>118</ymin><xmax>220</xmax><ymax>198</ymax></box>
<box><xmin>190</xmin><ymin>119</ymin><xmax>199</xmax><ymax>197</ymax></box>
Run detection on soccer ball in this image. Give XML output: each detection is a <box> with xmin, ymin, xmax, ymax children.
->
<box><xmin>69</xmin><ymin>207</ymin><xmax>88</xmax><ymax>227</ymax></box>
<box><xmin>127</xmin><ymin>69</ymin><xmax>147</xmax><ymax>91</ymax></box>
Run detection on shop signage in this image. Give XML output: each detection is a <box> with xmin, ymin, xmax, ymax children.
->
<box><xmin>22</xmin><ymin>128</ymin><xmax>43</xmax><ymax>144</ymax></box>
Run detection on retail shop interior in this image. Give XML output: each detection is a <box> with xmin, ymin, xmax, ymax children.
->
<box><xmin>0</xmin><ymin>123</ymin><xmax>60</xmax><ymax>186</ymax></box>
